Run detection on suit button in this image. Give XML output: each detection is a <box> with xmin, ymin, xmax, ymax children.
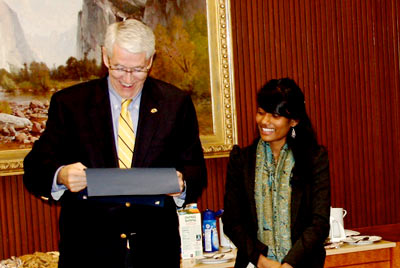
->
<box><xmin>82</xmin><ymin>195</ymin><xmax>88</xmax><ymax>200</ymax></box>
<box><xmin>125</xmin><ymin>202</ymin><xmax>131</xmax><ymax>207</ymax></box>
<box><xmin>120</xmin><ymin>233</ymin><xmax>127</xmax><ymax>239</ymax></box>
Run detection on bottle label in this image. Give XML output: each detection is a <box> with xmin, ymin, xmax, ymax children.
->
<box><xmin>203</xmin><ymin>220</ymin><xmax>219</xmax><ymax>252</ymax></box>
<box><xmin>204</xmin><ymin>228</ymin><xmax>212</xmax><ymax>251</ymax></box>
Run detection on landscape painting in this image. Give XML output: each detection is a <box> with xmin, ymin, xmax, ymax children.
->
<box><xmin>0</xmin><ymin>0</ymin><xmax>236</xmax><ymax>172</ymax></box>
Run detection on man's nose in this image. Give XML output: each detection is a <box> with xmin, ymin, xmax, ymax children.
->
<box><xmin>122</xmin><ymin>71</ymin><xmax>135</xmax><ymax>84</ymax></box>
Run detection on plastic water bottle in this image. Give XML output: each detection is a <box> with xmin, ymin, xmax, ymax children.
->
<box><xmin>202</xmin><ymin>209</ymin><xmax>219</xmax><ymax>252</ymax></box>
<box><xmin>216</xmin><ymin>209</ymin><xmax>236</xmax><ymax>249</ymax></box>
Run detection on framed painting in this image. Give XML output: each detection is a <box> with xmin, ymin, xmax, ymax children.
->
<box><xmin>0</xmin><ymin>0</ymin><xmax>237</xmax><ymax>175</ymax></box>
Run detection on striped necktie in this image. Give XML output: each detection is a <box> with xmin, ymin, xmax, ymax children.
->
<box><xmin>118</xmin><ymin>99</ymin><xmax>135</xmax><ymax>169</ymax></box>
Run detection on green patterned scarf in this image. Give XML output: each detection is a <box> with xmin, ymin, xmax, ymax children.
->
<box><xmin>254</xmin><ymin>139</ymin><xmax>294</xmax><ymax>262</ymax></box>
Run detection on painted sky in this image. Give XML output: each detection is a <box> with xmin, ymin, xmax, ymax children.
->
<box><xmin>3</xmin><ymin>0</ymin><xmax>83</xmax><ymax>67</ymax></box>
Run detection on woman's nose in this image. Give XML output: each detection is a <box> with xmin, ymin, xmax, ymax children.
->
<box><xmin>262</xmin><ymin>113</ymin><xmax>272</xmax><ymax>124</ymax></box>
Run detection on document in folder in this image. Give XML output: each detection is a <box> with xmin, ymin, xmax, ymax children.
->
<box><xmin>86</xmin><ymin>168</ymin><xmax>180</xmax><ymax>197</ymax></box>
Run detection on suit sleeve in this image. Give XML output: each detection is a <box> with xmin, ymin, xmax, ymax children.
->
<box><xmin>222</xmin><ymin>145</ymin><xmax>268</xmax><ymax>266</ymax></box>
<box><xmin>23</xmin><ymin>92</ymin><xmax>68</xmax><ymax>199</ymax></box>
<box><xmin>282</xmin><ymin>148</ymin><xmax>331</xmax><ymax>266</ymax></box>
<box><xmin>176</xmin><ymin>94</ymin><xmax>207</xmax><ymax>204</ymax></box>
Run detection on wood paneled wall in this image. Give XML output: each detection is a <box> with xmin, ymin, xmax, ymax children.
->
<box><xmin>0</xmin><ymin>175</ymin><xmax>60</xmax><ymax>260</ymax></box>
<box><xmin>1</xmin><ymin>0</ymin><xmax>400</xmax><ymax>260</ymax></box>
<box><xmin>201</xmin><ymin>0</ymin><xmax>400</xmax><ymax>228</ymax></box>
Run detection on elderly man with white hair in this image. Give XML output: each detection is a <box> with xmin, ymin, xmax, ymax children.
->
<box><xmin>24</xmin><ymin>19</ymin><xmax>207</xmax><ymax>268</ymax></box>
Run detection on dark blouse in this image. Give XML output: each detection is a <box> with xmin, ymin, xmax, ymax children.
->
<box><xmin>223</xmin><ymin>139</ymin><xmax>331</xmax><ymax>268</ymax></box>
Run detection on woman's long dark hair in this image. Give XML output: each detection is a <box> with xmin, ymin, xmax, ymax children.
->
<box><xmin>257</xmin><ymin>78</ymin><xmax>319</xmax><ymax>179</ymax></box>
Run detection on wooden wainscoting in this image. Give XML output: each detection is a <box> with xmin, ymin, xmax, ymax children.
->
<box><xmin>0</xmin><ymin>174</ymin><xmax>60</xmax><ymax>260</ymax></box>
<box><xmin>324</xmin><ymin>241</ymin><xmax>399</xmax><ymax>268</ymax></box>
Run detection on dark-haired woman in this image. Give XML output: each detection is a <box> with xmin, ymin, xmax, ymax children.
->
<box><xmin>223</xmin><ymin>78</ymin><xmax>330</xmax><ymax>268</ymax></box>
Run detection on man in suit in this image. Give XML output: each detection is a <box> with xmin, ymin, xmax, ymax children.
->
<box><xmin>23</xmin><ymin>19</ymin><xmax>207</xmax><ymax>268</ymax></box>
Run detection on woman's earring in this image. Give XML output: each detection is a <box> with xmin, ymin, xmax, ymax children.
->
<box><xmin>291</xmin><ymin>127</ymin><xmax>296</xmax><ymax>139</ymax></box>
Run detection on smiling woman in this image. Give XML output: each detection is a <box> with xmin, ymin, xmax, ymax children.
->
<box><xmin>223</xmin><ymin>78</ymin><xmax>331</xmax><ymax>268</ymax></box>
<box><xmin>255</xmin><ymin>108</ymin><xmax>298</xmax><ymax>160</ymax></box>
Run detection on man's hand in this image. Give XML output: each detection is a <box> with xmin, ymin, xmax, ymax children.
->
<box><xmin>57</xmin><ymin>162</ymin><xmax>87</xmax><ymax>192</ymax></box>
<box><xmin>257</xmin><ymin>254</ymin><xmax>281</xmax><ymax>268</ymax></box>
<box><xmin>281</xmin><ymin>263</ymin><xmax>293</xmax><ymax>268</ymax></box>
<box><xmin>167</xmin><ymin>171</ymin><xmax>184</xmax><ymax>197</ymax></box>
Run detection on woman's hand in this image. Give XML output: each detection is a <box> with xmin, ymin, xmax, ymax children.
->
<box><xmin>257</xmin><ymin>254</ymin><xmax>281</xmax><ymax>268</ymax></box>
<box><xmin>256</xmin><ymin>255</ymin><xmax>294</xmax><ymax>268</ymax></box>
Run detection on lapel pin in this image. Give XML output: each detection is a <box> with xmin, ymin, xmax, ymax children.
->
<box><xmin>150</xmin><ymin>108</ymin><xmax>158</xmax><ymax>113</ymax></box>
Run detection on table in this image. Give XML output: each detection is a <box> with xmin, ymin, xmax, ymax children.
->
<box><xmin>181</xmin><ymin>249</ymin><xmax>236</xmax><ymax>268</ymax></box>
<box><xmin>325</xmin><ymin>240</ymin><xmax>397</xmax><ymax>268</ymax></box>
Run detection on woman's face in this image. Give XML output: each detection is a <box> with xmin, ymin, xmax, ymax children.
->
<box><xmin>256</xmin><ymin>107</ymin><xmax>298</xmax><ymax>148</ymax></box>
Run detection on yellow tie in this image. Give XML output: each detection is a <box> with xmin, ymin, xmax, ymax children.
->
<box><xmin>118</xmin><ymin>99</ymin><xmax>135</xmax><ymax>168</ymax></box>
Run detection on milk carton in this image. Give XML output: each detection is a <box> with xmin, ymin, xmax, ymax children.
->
<box><xmin>177</xmin><ymin>203</ymin><xmax>203</xmax><ymax>259</ymax></box>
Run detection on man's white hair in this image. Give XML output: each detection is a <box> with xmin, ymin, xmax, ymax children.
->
<box><xmin>104</xmin><ymin>19</ymin><xmax>155</xmax><ymax>59</ymax></box>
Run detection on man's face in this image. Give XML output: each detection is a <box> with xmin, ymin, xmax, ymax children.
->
<box><xmin>103</xmin><ymin>44</ymin><xmax>153</xmax><ymax>99</ymax></box>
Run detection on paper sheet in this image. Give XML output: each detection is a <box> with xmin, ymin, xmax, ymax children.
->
<box><xmin>86</xmin><ymin>168</ymin><xmax>180</xmax><ymax>196</ymax></box>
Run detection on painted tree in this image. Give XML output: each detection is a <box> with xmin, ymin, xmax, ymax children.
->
<box><xmin>152</xmin><ymin>12</ymin><xmax>210</xmax><ymax>99</ymax></box>
<box><xmin>29</xmin><ymin>62</ymin><xmax>51</xmax><ymax>92</ymax></box>
<box><xmin>152</xmin><ymin>12</ymin><xmax>212</xmax><ymax>134</ymax></box>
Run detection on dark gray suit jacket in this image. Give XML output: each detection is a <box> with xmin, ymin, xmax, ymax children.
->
<box><xmin>223</xmin><ymin>139</ymin><xmax>330</xmax><ymax>268</ymax></box>
<box><xmin>23</xmin><ymin>76</ymin><xmax>207</xmax><ymax>268</ymax></box>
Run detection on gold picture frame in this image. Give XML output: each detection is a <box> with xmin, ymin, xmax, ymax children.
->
<box><xmin>0</xmin><ymin>149</ymin><xmax>28</xmax><ymax>176</ymax></box>
<box><xmin>0</xmin><ymin>0</ymin><xmax>237</xmax><ymax>175</ymax></box>
<box><xmin>201</xmin><ymin>0</ymin><xmax>237</xmax><ymax>158</ymax></box>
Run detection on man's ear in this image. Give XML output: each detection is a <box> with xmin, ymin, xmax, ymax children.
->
<box><xmin>147</xmin><ymin>53</ymin><xmax>155</xmax><ymax>69</ymax></box>
<box><xmin>102</xmin><ymin>46</ymin><xmax>109</xmax><ymax>68</ymax></box>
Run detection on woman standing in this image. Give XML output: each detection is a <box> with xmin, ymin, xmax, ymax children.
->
<box><xmin>223</xmin><ymin>78</ymin><xmax>330</xmax><ymax>268</ymax></box>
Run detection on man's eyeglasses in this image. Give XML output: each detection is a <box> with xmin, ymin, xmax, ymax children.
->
<box><xmin>107</xmin><ymin>57</ymin><xmax>151</xmax><ymax>77</ymax></box>
<box><xmin>108</xmin><ymin>65</ymin><xmax>150</xmax><ymax>77</ymax></box>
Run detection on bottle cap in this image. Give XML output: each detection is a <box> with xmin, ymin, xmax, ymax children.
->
<box><xmin>203</xmin><ymin>209</ymin><xmax>216</xmax><ymax>220</ymax></box>
<box><xmin>215</xmin><ymin>209</ymin><xmax>224</xmax><ymax>217</ymax></box>
<box><xmin>185</xmin><ymin>203</ymin><xmax>198</xmax><ymax>209</ymax></box>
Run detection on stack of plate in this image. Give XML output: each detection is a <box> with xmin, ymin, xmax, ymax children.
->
<box><xmin>342</xmin><ymin>235</ymin><xmax>382</xmax><ymax>245</ymax></box>
<box><xmin>197</xmin><ymin>252</ymin><xmax>235</xmax><ymax>264</ymax></box>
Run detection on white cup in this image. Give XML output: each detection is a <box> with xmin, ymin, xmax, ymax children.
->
<box><xmin>329</xmin><ymin>207</ymin><xmax>347</xmax><ymax>242</ymax></box>
<box><xmin>330</xmin><ymin>207</ymin><xmax>347</xmax><ymax>227</ymax></box>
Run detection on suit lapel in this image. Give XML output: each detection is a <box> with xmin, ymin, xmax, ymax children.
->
<box><xmin>246</xmin><ymin>142</ymin><xmax>259</xmax><ymax>227</ymax></box>
<box><xmin>290</xmin><ymin>170</ymin><xmax>304</xmax><ymax>230</ymax></box>
<box><xmin>87</xmin><ymin>78</ymin><xmax>119</xmax><ymax>167</ymax></box>
<box><xmin>133</xmin><ymin>78</ymin><xmax>162</xmax><ymax>167</ymax></box>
